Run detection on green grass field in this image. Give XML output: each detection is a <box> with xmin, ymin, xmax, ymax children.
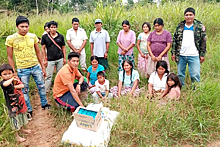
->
<box><xmin>0</xmin><ymin>0</ymin><xmax>220</xmax><ymax>146</ymax></box>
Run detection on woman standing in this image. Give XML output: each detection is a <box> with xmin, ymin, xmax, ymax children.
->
<box><xmin>117</xmin><ymin>20</ymin><xmax>136</xmax><ymax>72</ymax></box>
<box><xmin>147</xmin><ymin>18</ymin><xmax>172</xmax><ymax>76</ymax></box>
<box><xmin>137</xmin><ymin>22</ymin><xmax>151</xmax><ymax>77</ymax></box>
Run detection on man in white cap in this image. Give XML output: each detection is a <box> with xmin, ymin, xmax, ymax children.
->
<box><xmin>89</xmin><ymin>19</ymin><xmax>110</xmax><ymax>69</ymax></box>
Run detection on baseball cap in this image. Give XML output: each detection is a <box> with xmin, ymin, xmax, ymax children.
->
<box><xmin>95</xmin><ymin>19</ymin><xmax>102</xmax><ymax>24</ymax></box>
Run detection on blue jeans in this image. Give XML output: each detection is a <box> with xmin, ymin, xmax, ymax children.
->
<box><xmin>45</xmin><ymin>58</ymin><xmax>63</xmax><ymax>93</ymax></box>
<box><xmin>17</xmin><ymin>64</ymin><xmax>48</xmax><ymax>112</ymax></box>
<box><xmin>177</xmin><ymin>55</ymin><xmax>200</xmax><ymax>86</ymax></box>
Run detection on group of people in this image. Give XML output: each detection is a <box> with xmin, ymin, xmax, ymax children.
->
<box><xmin>0</xmin><ymin>7</ymin><xmax>206</xmax><ymax>142</ymax></box>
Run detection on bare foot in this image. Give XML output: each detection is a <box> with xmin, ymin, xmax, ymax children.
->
<box><xmin>21</xmin><ymin>129</ymin><xmax>31</xmax><ymax>134</ymax></box>
<box><xmin>16</xmin><ymin>135</ymin><xmax>26</xmax><ymax>142</ymax></box>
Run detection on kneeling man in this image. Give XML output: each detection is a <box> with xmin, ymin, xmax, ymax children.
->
<box><xmin>53</xmin><ymin>52</ymin><xmax>85</xmax><ymax>111</ymax></box>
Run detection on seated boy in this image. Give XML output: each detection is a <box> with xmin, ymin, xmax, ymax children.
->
<box><xmin>0</xmin><ymin>64</ymin><xmax>31</xmax><ymax>142</ymax></box>
<box><xmin>92</xmin><ymin>71</ymin><xmax>113</xmax><ymax>103</ymax></box>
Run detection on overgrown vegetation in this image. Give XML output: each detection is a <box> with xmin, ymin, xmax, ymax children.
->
<box><xmin>0</xmin><ymin>0</ymin><xmax>220</xmax><ymax>146</ymax></box>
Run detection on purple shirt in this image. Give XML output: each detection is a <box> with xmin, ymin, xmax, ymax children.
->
<box><xmin>147</xmin><ymin>30</ymin><xmax>172</xmax><ymax>57</ymax></box>
<box><xmin>117</xmin><ymin>30</ymin><xmax>136</xmax><ymax>55</ymax></box>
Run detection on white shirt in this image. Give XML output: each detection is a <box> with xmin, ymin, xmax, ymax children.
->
<box><xmin>180</xmin><ymin>24</ymin><xmax>199</xmax><ymax>56</ymax></box>
<box><xmin>89</xmin><ymin>29</ymin><xmax>110</xmax><ymax>57</ymax></box>
<box><xmin>148</xmin><ymin>72</ymin><xmax>167</xmax><ymax>91</ymax></box>
<box><xmin>66</xmin><ymin>27</ymin><xmax>88</xmax><ymax>54</ymax></box>
<box><xmin>95</xmin><ymin>79</ymin><xmax>109</xmax><ymax>93</ymax></box>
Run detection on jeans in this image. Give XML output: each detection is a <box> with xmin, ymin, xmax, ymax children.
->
<box><xmin>177</xmin><ymin>55</ymin><xmax>200</xmax><ymax>86</ymax></box>
<box><xmin>17</xmin><ymin>64</ymin><xmax>48</xmax><ymax>112</ymax></box>
<box><xmin>45</xmin><ymin>58</ymin><xmax>63</xmax><ymax>93</ymax></box>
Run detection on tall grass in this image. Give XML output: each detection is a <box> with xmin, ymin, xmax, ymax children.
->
<box><xmin>0</xmin><ymin>0</ymin><xmax>220</xmax><ymax>146</ymax></box>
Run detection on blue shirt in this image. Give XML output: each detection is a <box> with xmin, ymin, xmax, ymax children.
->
<box><xmin>119</xmin><ymin>69</ymin><xmax>140</xmax><ymax>87</ymax></box>
<box><xmin>87</xmin><ymin>64</ymin><xmax>105</xmax><ymax>85</ymax></box>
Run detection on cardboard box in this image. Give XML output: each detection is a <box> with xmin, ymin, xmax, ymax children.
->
<box><xmin>74</xmin><ymin>106</ymin><xmax>102</xmax><ymax>132</ymax></box>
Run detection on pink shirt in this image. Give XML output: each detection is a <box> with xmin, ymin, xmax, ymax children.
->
<box><xmin>168</xmin><ymin>86</ymin><xmax>181</xmax><ymax>98</ymax></box>
<box><xmin>117</xmin><ymin>30</ymin><xmax>136</xmax><ymax>55</ymax></box>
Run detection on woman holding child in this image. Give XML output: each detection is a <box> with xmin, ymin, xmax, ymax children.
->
<box><xmin>110</xmin><ymin>60</ymin><xmax>140</xmax><ymax>97</ymax></box>
<box><xmin>117</xmin><ymin>20</ymin><xmax>136</xmax><ymax>72</ymax></box>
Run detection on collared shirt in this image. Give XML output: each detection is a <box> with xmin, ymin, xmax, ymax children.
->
<box><xmin>66</xmin><ymin>27</ymin><xmax>88</xmax><ymax>54</ymax></box>
<box><xmin>89</xmin><ymin>28</ymin><xmax>110</xmax><ymax>57</ymax></box>
<box><xmin>148</xmin><ymin>72</ymin><xmax>168</xmax><ymax>91</ymax></box>
<box><xmin>5</xmin><ymin>33</ymin><xmax>39</xmax><ymax>69</ymax></box>
<box><xmin>53</xmin><ymin>64</ymin><xmax>81</xmax><ymax>98</ymax></box>
<box><xmin>95</xmin><ymin>79</ymin><xmax>109</xmax><ymax>93</ymax></box>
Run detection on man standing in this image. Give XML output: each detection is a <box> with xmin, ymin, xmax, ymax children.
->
<box><xmin>66</xmin><ymin>18</ymin><xmax>88</xmax><ymax>72</ymax></box>
<box><xmin>41</xmin><ymin>21</ymin><xmax>66</xmax><ymax>93</ymax></box>
<box><xmin>89</xmin><ymin>19</ymin><xmax>110</xmax><ymax>69</ymax></box>
<box><xmin>53</xmin><ymin>52</ymin><xmax>85</xmax><ymax>112</ymax></box>
<box><xmin>171</xmin><ymin>7</ymin><xmax>207</xmax><ymax>88</ymax></box>
<box><xmin>6</xmin><ymin>16</ymin><xmax>51</xmax><ymax>120</ymax></box>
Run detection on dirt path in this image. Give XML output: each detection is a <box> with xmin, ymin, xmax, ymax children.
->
<box><xmin>20</xmin><ymin>92</ymin><xmax>66</xmax><ymax>147</ymax></box>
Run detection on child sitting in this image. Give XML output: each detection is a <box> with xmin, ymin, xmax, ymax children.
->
<box><xmin>148</xmin><ymin>60</ymin><xmax>169</xmax><ymax>98</ymax></box>
<box><xmin>0</xmin><ymin>64</ymin><xmax>31</xmax><ymax>142</ymax></box>
<box><xmin>92</xmin><ymin>71</ymin><xmax>113</xmax><ymax>103</ymax></box>
<box><xmin>160</xmin><ymin>73</ymin><xmax>181</xmax><ymax>99</ymax></box>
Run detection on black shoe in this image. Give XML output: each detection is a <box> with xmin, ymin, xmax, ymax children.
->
<box><xmin>27</xmin><ymin>111</ymin><xmax>33</xmax><ymax>121</ymax></box>
<box><xmin>42</xmin><ymin>104</ymin><xmax>51</xmax><ymax>110</ymax></box>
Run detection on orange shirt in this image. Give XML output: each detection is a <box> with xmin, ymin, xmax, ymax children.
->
<box><xmin>53</xmin><ymin>64</ymin><xmax>81</xmax><ymax>98</ymax></box>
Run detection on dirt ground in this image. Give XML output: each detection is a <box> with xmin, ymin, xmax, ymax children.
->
<box><xmin>20</xmin><ymin>94</ymin><xmax>67</xmax><ymax>147</ymax></box>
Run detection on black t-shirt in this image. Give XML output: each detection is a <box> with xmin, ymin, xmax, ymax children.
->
<box><xmin>0</xmin><ymin>78</ymin><xmax>27</xmax><ymax>118</ymax></box>
<box><xmin>41</xmin><ymin>32</ymin><xmax>65</xmax><ymax>61</ymax></box>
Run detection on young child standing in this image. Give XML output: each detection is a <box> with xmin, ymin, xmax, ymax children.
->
<box><xmin>160</xmin><ymin>73</ymin><xmax>181</xmax><ymax>99</ymax></box>
<box><xmin>92</xmin><ymin>71</ymin><xmax>113</xmax><ymax>103</ymax></box>
<box><xmin>0</xmin><ymin>64</ymin><xmax>31</xmax><ymax>142</ymax></box>
<box><xmin>136</xmin><ymin>22</ymin><xmax>151</xmax><ymax>77</ymax></box>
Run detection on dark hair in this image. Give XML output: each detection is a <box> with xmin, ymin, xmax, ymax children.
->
<box><xmin>68</xmin><ymin>52</ymin><xmax>79</xmax><ymax>60</ymax></box>
<box><xmin>156</xmin><ymin>60</ymin><xmax>169</xmax><ymax>74</ymax></box>
<box><xmin>72</xmin><ymin>17</ymin><xmax>79</xmax><ymax>23</ymax></box>
<box><xmin>97</xmin><ymin>71</ymin><xmax>105</xmax><ymax>77</ymax></box>
<box><xmin>167</xmin><ymin>73</ymin><xmax>182</xmax><ymax>89</ymax></box>
<box><xmin>90</xmin><ymin>56</ymin><xmax>99</xmax><ymax>63</ymax></box>
<box><xmin>0</xmin><ymin>64</ymin><xmax>14</xmax><ymax>76</ymax></box>
<box><xmin>142</xmin><ymin>22</ymin><xmax>151</xmax><ymax>31</ymax></box>
<box><xmin>48</xmin><ymin>21</ymin><xmax>58</xmax><ymax>28</ymax></box>
<box><xmin>184</xmin><ymin>7</ymin><xmax>195</xmax><ymax>15</ymax></box>
<box><xmin>122</xmin><ymin>60</ymin><xmax>133</xmax><ymax>85</ymax></box>
<box><xmin>122</xmin><ymin>20</ymin><xmax>130</xmax><ymax>29</ymax></box>
<box><xmin>153</xmin><ymin>18</ymin><xmax>164</xmax><ymax>26</ymax></box>
<box><xmin>16</xmin><ymin>16</ymin><xmax>29</xmax><ymax>26</ymax></box>
<box><xmin>44</xmin><ymin>22</ymin><xmax>49</xmax><ymax>30</ymax></box>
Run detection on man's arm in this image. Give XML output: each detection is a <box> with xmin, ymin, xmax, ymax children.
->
<box><xmin>79</xmin><ymin>40</ymin><xmax>87</xmax><ymax>52</ymax></box>
<box><xmin>104</xmin><ymin>42</ymin><xmax>110</xmax><ymax>58</ymax></box>
<box><xmin>90</xmin><ymin>43</ymin><xmax>94</xmax><ymax>56</ymax></box>
<box><xmin>67</xmin><ymin>40</ymin><xmax>77</xmax><ymax>52</ymax></box>
<box><xmin>62</xmin><ymin>45</ymin><xmax>66</xmax><ymax>65</ymax></box>
<box><xmin>41</xmin><ymin>44</ymin><xmax>48</xmax><ymax>67</ymax></box>
<box><xmin>199</xmin><ymin>24</ymin><xmax>207</xmax><ymax>63</ymax></box>
<box><xmin>34</xmin><ymin>43</ymin><xmax>46</xmax><ymax>77</ymax></box>
<box><xmin>7</xmin><ymin>46</ymin><xmax>16</xmax><ymax>75</ymax></box>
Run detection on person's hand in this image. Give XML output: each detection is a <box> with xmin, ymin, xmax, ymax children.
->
<box><xmin>156</xmin><ymin>55</ymin><xmax>162</xmax><ymax>61</ymax></box>
<box><xmin>124</xmin><ymin>48</ymin><xmax>129</xmax><ymax>52</ymax></box>
<box><xmin>121</xmin><ymin>51</ymin><xmax>125</xmax><ymax>55</ymax></box>
<box><xmin>141</xmin><ymin>53</ymin><xmax>145</xmax><ymax>58</ymax></box>
<box><xmin>171</xmin><ymin>55</ymin><xmax>176</xmax><ymax>61</ymax></box>
<box><xmin>102</xmin><ymin>96</ymin><xmax>107</xmax><ymax>100</ymax></box>
<box><xmin>146</xmin><ymin>54</ymin><xmax>149</xmax><ymax>59</ymax></box>
<box><xmin>104</xmin><ymin>52</ymin><xmax>108</xmax><ymax>58</ymax></box>
<box><xmin>13</xmin><ymin>78</ymin><xmax>19</xmax><ymax>85</ymax></box>
<box><xmin>42</xmin><ymin>67</ymin><xmax>46</xmax><ymax>78</ymax></box>
<box><xmin>76</xmin><ymin>50</ymin><xmax>81</xmax><ymax>55</ymax></box>
<box><xmin>200</xmin><ymin>56</ymin><xmax>205</xmax><ymax>63</ymax></box>
<box><xmin>43</xmin><ymin>60</ymin><xmax>48</xmax><ymax>67</ymax></box>
<box><xmin>63</xmin><ymin>59</ymin><xmax>66</xmax><ymax>65</ymax></box>
<box><xmin>151</xmin><ymin>55</ymin><xmax>157</xmax><ymax>62</ymax></box>
<box><xmin>76</xmin><ymin>84</ymin><xmax>81</xmax><ymax>94</ymax></box>
<box><xmin>129</xmin><ymin>91</ymin><xmax>133</xmax><ymax>96</ymax></box>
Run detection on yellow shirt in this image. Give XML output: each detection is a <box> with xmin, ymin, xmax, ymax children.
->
<box><xmin>5</xmin><ymin>33</ymin><xmax>39</xmax><ymax>69</ymax></box>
